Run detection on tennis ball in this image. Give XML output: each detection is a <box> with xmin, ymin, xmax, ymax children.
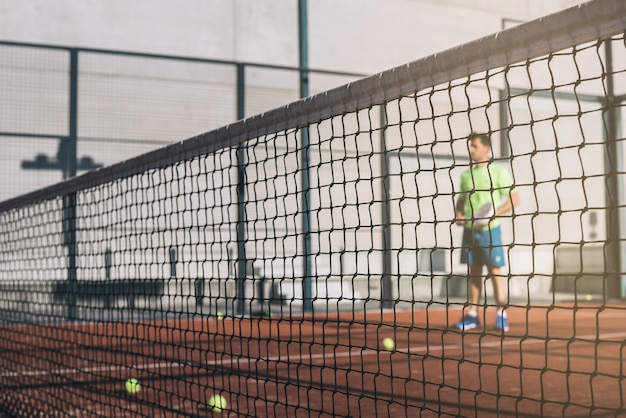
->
<box><xmin>585</xmin><ymin>294</ymin><xmax>593</xmax><ymax>301</ymax></box>
<box><xmin>216</xmin><ymin>311</ymin><xmax>224</xmax><ymax>320</ymax></box>
<box><xmin>125</xmin><ymin>378</ymin><xmax>141</xmax><ymax>395</ymax></box>
<box><xmin>208</xmin><ymin>394</ymin><xmax>227</xmax><ymax>412</ymax></box>
<box><xmin>382</xmin><ymin>337</ymin><xmax>395</xmax><ymax>351</ymax></box>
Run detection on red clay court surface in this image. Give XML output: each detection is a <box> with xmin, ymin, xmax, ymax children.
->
<box><xmin>0</xmin><ymin>302</ymin><xmax>625</xmax><ymax>417</ymax></box>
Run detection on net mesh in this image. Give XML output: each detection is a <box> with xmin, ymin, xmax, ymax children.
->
<box><xmin>1</xmin><ymin>1</ymin><xmax>626</xmax><ymax>416</ymax></box>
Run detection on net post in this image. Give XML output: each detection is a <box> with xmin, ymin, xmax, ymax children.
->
<box><xmin>235</xmin><ymin>63</ymin><xmax>247</xmax><ymax>316</ymax></box>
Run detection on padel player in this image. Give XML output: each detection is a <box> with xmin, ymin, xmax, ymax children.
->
<box><xmin>454</xmin><ymin>132</ymin><xmax>519</xmax><ymax>332</ymax></box>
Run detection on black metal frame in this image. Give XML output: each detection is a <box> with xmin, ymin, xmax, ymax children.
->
<box><xmin>0</xmin><ymin>39</ymin><xmax>364</xmax><ymax>319</ymax></box>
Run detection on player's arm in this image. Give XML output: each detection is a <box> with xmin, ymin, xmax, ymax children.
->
<box><xmin>455</xmin><ymin>196</ymin><xmax>466</xmax><ymax>226</ymax></box>
<box><xmin>493</xmin><ymin>167</ymin><xmax>519</xmax><ymax>219</ymax></box>
<box><xmin>495</xmin><ymin>189</ymin><xmax>519</xmax><ymax>218</ymax></box>
<box><xmin>456</xmin><ymin>172</ymin><xmax>469</xmax><ymax>226</ymax></box>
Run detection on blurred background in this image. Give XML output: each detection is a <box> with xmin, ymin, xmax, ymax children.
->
<box><xmin>0</xmin><ymin>0</ymin><xmax>585</xmax><ymax>202</ymax></box>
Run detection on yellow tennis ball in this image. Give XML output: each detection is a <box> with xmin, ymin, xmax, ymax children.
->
<box><xmin>382</xmin><ymin>337</ymin><xmax>395</xmax><ymax>351</ymax></box>
<box><xmin>585</xmin><ymin>294</ymin><xmax>592</xmax><ymax>301</ymax></box>
<box><xmin>216</xmin><ymin>311</ymin><xmax>224</xmax><ymax>320</ymax></box>
<box><xmin>208</xmin><ymin>394</ymin><xmax>227</xmax><ymax>412</ymax></box>
<box><xmin>125</xmin><ymin>378</ymin><xmax>141</xmax><ymax>395</ymax></box>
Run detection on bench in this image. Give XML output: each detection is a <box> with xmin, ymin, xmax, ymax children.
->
<box><xmin>53</xmin><ymin>279</ymin><xmax>165</xmax><ymax>308</ymax></box>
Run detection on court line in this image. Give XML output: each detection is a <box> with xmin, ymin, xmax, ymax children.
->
<box><xmin>2</xmin><ymin>331</ymin><xmax>625</xmax><ymax>379</ymax></box>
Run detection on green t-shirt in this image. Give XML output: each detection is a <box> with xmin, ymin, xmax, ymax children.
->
<box><xmin>459</xmin><ymin>163</ymin><xmax>514</xmax><ymax>229</ymax></box>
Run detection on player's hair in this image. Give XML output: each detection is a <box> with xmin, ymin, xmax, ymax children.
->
<box><xmin>468</xmin><ymin>132</ymin><xmax>491</xmax><ymax>148</ymax></box>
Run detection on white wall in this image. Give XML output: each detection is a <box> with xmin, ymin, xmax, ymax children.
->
<box><xmin>309</xmin><ymin>0</ymin><xmax>584</xmax><ymax>73</ymax></box>
<box><xmin>0</xmin><ymin>0</ymin><xmax>238</xmax><ymax>60</ymax></box>
<box><xmin>0</xmin><ymin>0</ymin><xmax>585</xmax><ymax>73</ymax></box>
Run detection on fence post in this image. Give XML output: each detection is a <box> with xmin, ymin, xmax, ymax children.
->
<box><xmin>380</xmin><ymin>105</ymin><xmax>394</xmax><ymax>309</ymax></box>
<box><xmin>66</xmin><ymin>49</ymin><xmax>79</xmax><ymax>320</ymax></box>
<box><xmin>236</xmin><ymin>63</ymin><xmax>247</xmax><ymax>316</ymax></box>
<box><xmin>299</xmin><ymin>0</ymin><xmax>313</xmax><ymax>313</ymax></box>
<box><xmin>603</xmin><ymin>41</ymin><xmax>624</xmax><ymax>299</ymax></box>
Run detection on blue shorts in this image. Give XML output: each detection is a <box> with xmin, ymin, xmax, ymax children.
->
<box><xmin>461</xmin><ymin>225</ymin><xmax>506</xmax><ymax>267</ymax></box>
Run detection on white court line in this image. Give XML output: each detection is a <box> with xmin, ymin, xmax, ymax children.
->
<box><xmin>2</xmin><ymin>331</ymin><xmax>625</xmax><ymax>380</ymax></box>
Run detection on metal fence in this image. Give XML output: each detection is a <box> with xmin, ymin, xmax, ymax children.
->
<box><xmin>0</xmin><ymin>40</ymin><xmax>363</xmax><ymax>203</ymax></box>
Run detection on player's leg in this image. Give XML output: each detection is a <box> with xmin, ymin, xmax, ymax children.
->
<box><xmin>490</xmin><ymin>266</ymin><xmax>506</xmax><ymax>307</ymax></box>
<box><xmin>468</xmin><ymin>264</ymin><xmax>484</xmax><ymax>311</ymax></box>
<box><xmin>454</xmin><ymin>264</ymin><xmax>484</xmax><ymax>330</ymax></box>
<box><xmin>455</xmin><ymin>228</ymin><xmax>484</xmax><ymax>330</ymax></box>
<box><xmin>490</xmin><ymin>266</ymin><xmax>509</xmax><ymax>331</ymax></box>
<box><xmin>488</xmin><ymin>226</ymin><xmax>508</xmax><ymax>331</ymax></box>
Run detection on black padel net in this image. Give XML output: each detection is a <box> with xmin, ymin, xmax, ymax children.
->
<box><xmin>1</xmin><ymin>1</ymin><xmax>625</xmax><ymax>416</ymax></box>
